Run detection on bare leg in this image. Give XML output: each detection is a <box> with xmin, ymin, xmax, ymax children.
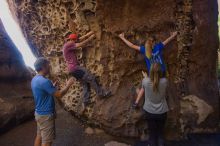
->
<box><xmin>136</xmin><ymin>88</ymin><xmax>140</xmax><ymax>95</ymax></box>
<box><xmin>131</xmin><ymin>86</ymin><xmax>141</xmax><ymax>100</ymax></box>
<box><xmin>34</xmin><ymin>135</ymin><xmax>41</xmax><ymax>146</ymax></box>
<box><xmin>42</xmin><ymin>142</ymin><xmax>52</xmax><ymax>146</ymax></box>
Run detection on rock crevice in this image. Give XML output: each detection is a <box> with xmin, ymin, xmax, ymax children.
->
<box><xmin>0</xmin><ymin>20</ymin><xmax>34</xmax><ymax>133</ymax></box>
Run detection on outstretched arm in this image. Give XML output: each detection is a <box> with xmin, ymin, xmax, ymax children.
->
<box><xmin>118</xmin><ymin>33</ymin><xmax>140</xmax><ymax>51</ymax></box>
<box><xmin>162</xmin><ymin>31</ymin><xmax>178</xmax><ymax>46</ymax></box>
<box><xmin>135</xmin><ymin>87</ymin><xmax>144</xmax><ymax>104</ymax></box>
<box><xmin>76</xmin><ymin>34</ymin><xmax>95</xmax><ymax>48</ymax></box>
<box><xmin>53</xmin><ymin>77</ymin><xmax>74</xmax><ymax>99</ymax></box>
<box><xmin>79</xmin><ymin>31</ymin><xmax>94</xmax><ymax>41</ymax></box>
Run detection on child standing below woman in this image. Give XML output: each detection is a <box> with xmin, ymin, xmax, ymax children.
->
<box><xmin>135</xmin><ymin>63</ymin><xmax>169</xmax><ymax>146</ymax></box>
<box><xmin>118</xmin><ymin>32</ymin><xmax>177</xmax><ymax>75</ymax></box>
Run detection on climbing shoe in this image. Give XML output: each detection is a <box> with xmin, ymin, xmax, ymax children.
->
<box><xmin>80</xmin><ymin>101</ymin><xmax>93</xmax><ymax>114</ymax></box>
<box><xmin>83</xmin><ymin>100</ymin><xmax>93</xmax><ymax>107</ymax></box>
<box><xmin>100</xmin><ymin>91</ymin><xmax>112</xmax><ymax>98</ymax></box>
<box><xmin>132</xmin><ymin>102</ymin><xmax>138</xmax><ymax>109</ymax></box>
<box><xmin>158</xmin><ymin>137</ymin><xmax>165</xmax><ymax>146</ymax></box>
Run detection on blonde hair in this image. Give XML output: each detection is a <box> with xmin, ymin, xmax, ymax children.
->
<box><xmin>145</xmin><ymin>36</ymin><xmax>156</xmax><ymax>59</ymax></box>
<box><xmin>150</xmin><ymin>63</ymin><xmax>163</xmax><ymax>92</ymax></box>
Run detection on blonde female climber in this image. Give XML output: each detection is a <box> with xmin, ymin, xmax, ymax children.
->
<box><xmin>118</xmin><ymin>31</ymin><xmax>178</xmax><ymax>76</ymax></box>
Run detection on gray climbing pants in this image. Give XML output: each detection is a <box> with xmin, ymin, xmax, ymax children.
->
<box><xmin>70</xmin><ymin>66</ymin><xmax>105</xmax><ymax>103</ymax></box>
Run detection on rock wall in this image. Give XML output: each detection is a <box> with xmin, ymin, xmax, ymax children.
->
<box><xmin>0</xmin><ymin>20</ymin><xmax>34</xmax><ymax>133</ymax></box>
<box><xmin>8</xmin><ymin>0</ymin><xmax>219</xmax><ymax>139</ymax></box>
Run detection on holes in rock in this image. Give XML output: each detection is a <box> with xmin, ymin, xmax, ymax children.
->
<box><xmin>48</xmin><ymin>8</ymin><xmax>52</xmax><ymax>12</ymax></box>
<box><xmin>70</xmin><ymin>13</ymin><xmax>76</xmax><ymax>20</ymax></box>
<box><xmin>61</xmin><ymin>22</ymin><xmax>66</xmax><ymax>27</ymax></box>
<box><xmin>30</xmin><ymin>0</ymin><xmax>38</xmax><ymax>3</ymax></box>
<box><xmin>24</xmin><ymin>2</ymin><xmax>28</xmax><ymax>7</ymax></box>
<box><xmin>60</xmin><ymin>7</ymin><xmax>66</xmax><ymax>13</ymax></box>
<box><xmin>79</xmin><ymin>2</ymin><xmax>85</xmax><ymax>9</ymax></box>
<box><xmin>84</xmin><ymin>11</ymin><xmax>95</xmax><ymax>17</ymax></box>
<box><xmin>42</xmin><ymin>26</ymin><xmax>49</xmax><ymax>32</ymax></box>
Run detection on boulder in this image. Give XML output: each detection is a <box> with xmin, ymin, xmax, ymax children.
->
<box><xmin>7</xmin><ymin>0</ymin><xmax>219</xmax><ymax>139</ymax></box>
<box><xmin>0</xmin><ymin>97</ymin><xmax>34</xmax><ymax>133</ymax></box>
<box><xmin>0</xmin><ymin>20</ymin><xmax>34</xmax><ymax>133</ymax></box>
<box><xmin>85</xmin><ymin>127</ymin><xmax>94</xmax><ymax>135</ymax></box>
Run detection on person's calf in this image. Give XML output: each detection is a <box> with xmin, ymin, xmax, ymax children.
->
<box><xmin>131</xmin><ymin>86</ymin><xmax>140</xmax><ymax>99</ymax></box>
<box><xmin>34</xmin><ymin>135</ymin><xmax>41</xmax><ymax>146</ymax></box>
<box><xmin>42</xmin><ymin>142</ymin><xmax>52</xmax><ymax>146</ymax></box>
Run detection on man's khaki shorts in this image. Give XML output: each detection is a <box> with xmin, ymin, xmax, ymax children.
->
<box><xmin>35</xmin><ymin>113</ymin><xmax>56</xmax><ymax>144</ymax></box>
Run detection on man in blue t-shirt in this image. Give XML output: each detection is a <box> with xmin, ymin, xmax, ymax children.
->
<box><xmin>119</xmin><ymin>32</ymin><xmax>178</xmax><ymax>75</ymax></box>
<box><xmin>31</xmin><ymin>57</ymin><xmax>74</xmax><ymax>146</ymax></box>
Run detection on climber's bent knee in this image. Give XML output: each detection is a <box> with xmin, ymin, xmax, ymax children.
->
<box><xmin>70</xmin><ymin>69</ymin><xmax>85</xmax><ymax>80</ymax></box>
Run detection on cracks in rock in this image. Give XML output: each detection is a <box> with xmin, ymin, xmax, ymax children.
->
<box><xmin>175</xmin><ymin>0</ymin><xmax>194</xmax><ymax>96</ymax></box>
<box><xmin>175</xmin><ymin>0</ymin><xmax>196</xmax><ymax>137</ymax></box>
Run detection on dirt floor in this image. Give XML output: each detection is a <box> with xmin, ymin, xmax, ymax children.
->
<box><xmin>0</xmin><ymin>106</ymin><xmax>123</xmax><ymax>146</ymax></box>
<box><xmin>0</xmin><ymin>106</ymin><xmax>220</xmax><ymax>146</ymax></box>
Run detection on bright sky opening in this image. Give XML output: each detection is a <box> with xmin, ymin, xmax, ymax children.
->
<box><xmin>0</xmin><ymin>0</ymin><xmax>36</xmax><ymax>69</ymax></box>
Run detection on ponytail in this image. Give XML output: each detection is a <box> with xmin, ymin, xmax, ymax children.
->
<box><xmin>150</xmin><ymin>63</ymin><xmax>162</xmax><ymax>92</ymax></box>
<box><xmin>145</xmin><ymin>36</ymin><xmax>156</xmax><ymax>59</ymax></box>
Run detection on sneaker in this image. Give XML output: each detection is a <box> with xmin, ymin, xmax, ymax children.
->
<box><xmin>158</xmin><ymin>137</ymin><xmax>165</xmax><ymax>146</ymax></box>
<box><xmin>80</xmin><ymin>103</ymin><xmax>86</xmax><ymax>115</ymax></box>
<box><xmin>130</xmin><ymin>86</ymin><xmax>137</xmax><ymax>97</ymax></box>
<box><xmin>101</xmin><ymin>91</ymin><xmax>112</xmax><ymax>98</ymax></box>
<box><xmin>80</xmin><ymin>101</ymin><xmax>93</xmax><ymax>114</ymax></box>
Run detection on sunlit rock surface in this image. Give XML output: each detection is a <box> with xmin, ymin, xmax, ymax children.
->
<box><xmin>8</xmin><ymin>0</ymin><xmax>219</xmax><ymax>138</ymax></box>
<box><xmin>0</xmin><ymin>20</ymin><xmax>34</xmax><ymax>133</ymax></box>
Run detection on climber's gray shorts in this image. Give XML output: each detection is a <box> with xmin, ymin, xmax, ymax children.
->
<box><xmin>35</xmin><ymin>113</ymin><xmax>56</xmax><ymax>144</ymax></box>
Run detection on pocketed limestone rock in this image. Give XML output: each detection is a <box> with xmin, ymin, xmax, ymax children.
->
<box><xmin>7</xmin><ymin>0</ymin><xmax>219</xmax><ymax>139</ymax></box>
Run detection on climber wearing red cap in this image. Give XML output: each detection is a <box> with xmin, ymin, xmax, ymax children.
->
<box><xmin>62</xmin><ymin>31</ymin><xmax>112</xmax><ymax>111</ymax></box>
<box><xmin>67</xmin><ymin>33</ymin><xmax>78</xmax><ymax>40</ymax></box>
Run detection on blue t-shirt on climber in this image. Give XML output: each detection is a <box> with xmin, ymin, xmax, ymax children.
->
<box><xmin>31</xmin><ymin>75</ymin><xmax>57</xmax><ymax>115</ymax></box>
<box><xmin>140</xmin><ymin>42</ymin><xmax>166</xmax><ymax>74</ymax></box>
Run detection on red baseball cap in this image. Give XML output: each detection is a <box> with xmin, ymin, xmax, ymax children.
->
<box><xmin>67</xmin><ymin>34</ymin><xmax>77</xmax><ymax>40</ymax></box>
